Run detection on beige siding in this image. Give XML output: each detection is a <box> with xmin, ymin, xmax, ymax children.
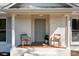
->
<box><xmin>6</xmin><ymin>17</ymin><xmax>12</xmax><ymax>44</ymax></box>
<box><xmin>15</xmin><ymin>15</ymin><xmax>31</xmax><ymax>46</ymax></box>
<box><xmin>46</xmin><ymin>17</ymin><xmax>49</xmax><ymax>35</ymax></box>
<box><xmin>49</xmin><ymin>15</ymin><xmax>66</xmax><ymax>47</ymax></box>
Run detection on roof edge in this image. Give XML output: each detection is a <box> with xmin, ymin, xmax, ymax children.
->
<box><xmin>2</xmin><ymin>3</ymin><xmax>74</xmax><ymax>9</ymax></box>
<box><xmin>64</xmin><ymin>3</ymin><xmax>78</xmax><ymax>8</ymax></box>
<box><xmin>3</xmin><ymin>3</ymin><xmax>16</xmax><ymax>9</ymax></box>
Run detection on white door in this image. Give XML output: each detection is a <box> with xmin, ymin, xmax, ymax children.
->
<box><xmin>35</xmin><ymin>18</ymin><xmax>45</xmax><ymax>43</ymax></box>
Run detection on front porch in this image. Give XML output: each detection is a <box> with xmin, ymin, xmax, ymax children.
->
<box><xmin>1</xmin><ymin>8</ymin><xmax>72</xmax><ymax>55</ymax></box>
<box><xmin>10</xmin><ymin>13</ymin><xmax>69</xmax><ymax>48</ymax></box>
<box><xmin>9</xmin><ymin>12</ymin><xmax>71</xmax><ymax>56</ymax></box>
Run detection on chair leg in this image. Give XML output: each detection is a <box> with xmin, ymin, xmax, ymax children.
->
<box><xmin>53</xmin><ymin>42</ymin><xmax>55</xmax><ymax>47</ymax></box>
<box><xmin>53</xmin><ymin>41</ymin><xmax>60</xmax><ymax>48</ymax></box>
<box><xmin>22</xmin><ymin>41</ymin><xmax>25</xmax><ymax>48</ymax></box>
<box><xmin>59</xmin><ymin>41</ymin><xmax>61</xmax><ymax>47</ymax></box>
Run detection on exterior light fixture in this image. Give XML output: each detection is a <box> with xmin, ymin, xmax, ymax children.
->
<box><xmin>39</xmin><ymin>14</ymin><xmax>44</xmax><ymax>17</ymax></box>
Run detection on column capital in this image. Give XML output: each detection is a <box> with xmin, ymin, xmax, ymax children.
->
<box><xmin>12</xmin><ymin>14</ymin><xmax>16</xmax><ymax>17</ymax></box>
<box><xmin>64</xmin><ymin>14</ymin><xmax>70</xmax><ymax>17</ymax></box>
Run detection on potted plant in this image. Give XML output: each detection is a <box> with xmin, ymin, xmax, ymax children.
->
<box><xmin>44</xmin><ymin>35</ymin><xmax>49</xmax><ymax>44</ymax></box>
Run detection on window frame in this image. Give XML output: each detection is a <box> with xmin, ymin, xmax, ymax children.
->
<box><xmin>72</xmin><ymin>19</ymin><xmax>79</xmax><ymax>31</ymax></box>
<box><xmin>71</xmin><ymin>17</ymin><xmax>79</xmax><ymax>45</ymax></box>
<box><xmin>0</xmin><ymin>17</ymin><xmax>7</xmax><ymax>44</ymax></box>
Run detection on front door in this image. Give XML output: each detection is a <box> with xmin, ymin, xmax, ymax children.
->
<box><xmin>35</xmin><ymin>18</ymin><xmax>45</xmax><ymax>43</ymax></box>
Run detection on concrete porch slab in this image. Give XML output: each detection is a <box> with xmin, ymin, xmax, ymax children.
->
<box><xmin>10</xmin><ymin>47</ymin><xmax>70</xmax><ymax>56</ymax></box>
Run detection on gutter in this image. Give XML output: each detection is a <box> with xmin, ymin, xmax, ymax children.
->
<box><xmin>1</xmin><ymin>8</ymin><xmax>79</xmax><ymax>13</ymax></box>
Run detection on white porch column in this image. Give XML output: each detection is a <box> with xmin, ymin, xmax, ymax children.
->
<box><xmin>65</xmin><ymin>15</ymin><xmax>71</xmax><ymax>49</ymax></box>
<box><xmin>12</xmin><ymin>14</ymin><xmax>16</xmax><ymax>48</ymax></box>
<box><xmin>64</xmin><ymin>15</ymin><xmax>71</xmax><ymax>56</ymax></box>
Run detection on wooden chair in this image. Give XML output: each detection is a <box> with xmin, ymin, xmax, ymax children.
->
<box><xmin>50</xmin><ymin>34</ymin><xmax>61</xmax><ymax>47</ymax></box>
<box><xmin>20</xmin><ymin>34</ymin><xmax>31</xmax><ymax>47</ymax></box>
<box><xmin>53</xmin><ymin>34</ymin><xmax>61</xmax><ymax>47</ymax></box>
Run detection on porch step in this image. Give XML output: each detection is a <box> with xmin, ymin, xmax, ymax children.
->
<box><xmin>10</xmin><ymin>48</ymin><xmax>70</xmax><ymax>56</ymax></box>
<box><xmin>24</xmin><ymin>48</ymin><xmax>70</xmax><ymax>56</ymax></box>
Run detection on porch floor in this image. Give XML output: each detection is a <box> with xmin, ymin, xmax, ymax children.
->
<box><xmin>18</xmin><ymin>42</ymin><xmax>64</xmax><ymax>48</ymax></box>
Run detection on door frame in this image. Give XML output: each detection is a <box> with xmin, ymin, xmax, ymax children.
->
<box><xmin>31</xmin><ymin>15</ymin><xmax>49</xmax><ymax>42</ymax></box>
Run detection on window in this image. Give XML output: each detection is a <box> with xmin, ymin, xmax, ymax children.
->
<box><xmin>72</xmin><ymin>19</ymin><xmax>79</xmax><ymax>30</ymax></box>
<box><xmin>0</xmin><ymin>19</ymin><xmax>6</xmax><ymax>42</ymax></box>
<box><xmin>72</xmin><ymin>19</ymin><xmax>79</xmax><ymax>42</ymax></box>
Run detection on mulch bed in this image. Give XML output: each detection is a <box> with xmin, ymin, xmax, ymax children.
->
<box><xmin>71</xmin><ymin>50</ymin><xmax>79</xmax><ymax>56</ymax></box>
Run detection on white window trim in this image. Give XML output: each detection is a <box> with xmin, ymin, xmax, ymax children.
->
<box><xmin>71</xmin><ymin>42</ymin><xmax>79</xmax><ymax>45</ymax></box>
<box><xmin>0</xmin><ymin>17</ymin><xmax>7</xmax><ymax>44</ymax></box>
<box><xmin>71</xmin><ymin>16</ymin><xmax>79</xmax><ymax>45</ymax></box>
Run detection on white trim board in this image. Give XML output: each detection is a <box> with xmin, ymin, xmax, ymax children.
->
<box><xmin>0</xmin><ymin>17</ymin><xmax>7</xmax><ymax>43</ymax></box>
<box><xmin>71</xmin><ymin>42</ymin><xmax>79</xmax><ymax>45</ymax></box>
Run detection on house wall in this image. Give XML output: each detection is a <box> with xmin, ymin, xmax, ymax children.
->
<box><xmin>46</xmin><ymin>16</ymin><xmax>49</xmax><ymax>35</ymax></box>
<box><xmin>15</xmin><ymin>15</ymin><xmax>49</xmax><ymax>45</ymax></box>
<box><xmin>6</xmin><ymin>17</ymin><xmax>12</xmax><ymax>44</ymax></box>
<box><xmin>15</xmin><ymin>15</ymin><xmax>31</xmax><ymax>46</ymax></box>
<box><xmin>0</xmin><ymin>16</ymin><xmax>12</xmax><ymax>52</ymax></box>
<box><xmin>49</xmin><ymin>15</ymin><xmax>66</xmax><ymax>47</ymax></box>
